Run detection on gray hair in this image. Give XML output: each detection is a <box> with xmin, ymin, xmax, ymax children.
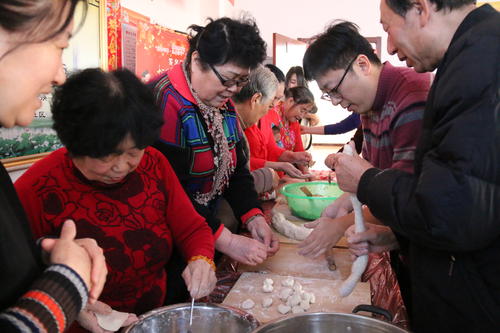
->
<box><xmin>233</xmin><ymin>65</ymin><xmax>278</xmax><ymax>104</ymax></box>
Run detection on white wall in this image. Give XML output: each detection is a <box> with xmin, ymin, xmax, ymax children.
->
<box><xmin>120</xmin><ymin>0</ymin><xmax>236</xmax><ymax>32</ymax></box>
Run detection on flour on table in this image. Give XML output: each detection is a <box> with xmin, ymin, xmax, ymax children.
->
<box><xmin>271</xmin><ymin>211</ymin><xmax>312</xmax><ymax>241</ymax></box>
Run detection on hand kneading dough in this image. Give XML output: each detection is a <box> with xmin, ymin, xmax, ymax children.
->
<box><xmin>241</xmin><ymin>299</ymin><xmax>255</xmax><ymax>310</ymax></box>
<box><xmin>95</xmin><ymin>310</ymin><xmax>130</xmax><ymax>332</ymax></box>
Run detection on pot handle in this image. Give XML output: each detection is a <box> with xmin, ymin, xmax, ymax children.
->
<box><xmin>352</xmin><ymin>304</ymin><xmax>393</xmax><ymax>322</ymax></box>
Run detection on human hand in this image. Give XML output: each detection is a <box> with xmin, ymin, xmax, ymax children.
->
<box><xmin>77</xmin><ymin>301</ymin><xmax>137</xmax><ymax>333</ymax></box>
<box><xmin>247</xmin><ymin>215</ymin><xmax>280</xmax><ymax>256</ymax></box>
<box><xmin>278</xmin><ymin>162</ymin><xmax>311</xmax><ymax>179</ymax></box>
<box><xmin>41</xmin><ymin>220</ymin><xmax>107</xmax><ymax>303</ymax></box>
<box><xmin>291</xmin><ymin>151</ymin><xmax>312</xmax><ymax>166</ymax></box>
<box><xmin>182</xmin><ymin>258</ymin><xmax>217</xmax><ymax>299</ymax></box>
<box><xmin>321</xmin><ymin>192</ymin><xmax>352</xmax><ymax>218</ymax></box>
<box><xmin>326</xmin><ymin>146</ymin><xmax>373</xmax><ymax>193</ymax></box>
<box><xmin>215</xmin><ymin>228</ymin><xmax>268</xmax><ymax>265</ymax></box>
<box><xmin>297</xmin><ymin>217</ymin><xmax>351</xmax><ymax>258</ymax></box>
<box><xmin>74</xmin><ymin>238</ymin><xmax>108</xmax><ymax>304</ymax></box>
<box><xmin>345</xmin><ymin>223</ymin><xmax>399</xmax><ymax>257</ymax></box>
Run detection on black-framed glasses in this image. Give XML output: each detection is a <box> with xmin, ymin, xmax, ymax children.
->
<box><xmin>209</xmin><ymin>64</ymin><xmax>249</xmax><ymax>88</ymax></box>
<box><xmin>321</xmin><ymin>56</ymin><xmax>357</xmax><ymax>102</ymax></box>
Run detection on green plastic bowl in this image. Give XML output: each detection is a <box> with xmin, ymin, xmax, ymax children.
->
<box><xmin>280</xmin><ymin>181</ymin><xmax>344</xmax><ymax>220</ymax></box>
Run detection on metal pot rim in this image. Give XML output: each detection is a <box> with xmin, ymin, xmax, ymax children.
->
<box><xmin>251</xmin><ymin>311</ymin><xmax>409</xmax><ymax>332</ymax></box>
<box><xmin>123</xmin><ymin>302</ymin><xmax>260</xmax><ymax>332</ymax></box>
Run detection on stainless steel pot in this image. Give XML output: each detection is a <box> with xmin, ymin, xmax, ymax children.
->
<box><xmin>251</xmin><ymin>312</ymin><xmax>409</xmax><ymax>333</ymax></box>
<box><xmin>122</xmin><ymin>302</ymin><xmax>259</xmax><ymax>333</ymax></box>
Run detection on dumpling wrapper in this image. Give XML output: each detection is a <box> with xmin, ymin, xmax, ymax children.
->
<box><xmin>95</xmin><ymin>310</ymin><xmax>130</xmax><ymax>331</ymax></box>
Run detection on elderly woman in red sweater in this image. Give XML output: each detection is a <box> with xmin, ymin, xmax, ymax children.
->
<box><xmin>15</xmin><ymin>68</ymin><xmax>216</xmax><ymax>332</ymax></box>
<box><xmin>233</xmin><ymin>66</ymin><xmax>312</xmax><ymax>180</ymax></box>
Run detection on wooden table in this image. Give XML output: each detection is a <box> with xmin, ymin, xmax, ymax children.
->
<box><xmin>208</xmin><ymin>172</ymin><xmax>409</xmax><ymax>329</ymax></box>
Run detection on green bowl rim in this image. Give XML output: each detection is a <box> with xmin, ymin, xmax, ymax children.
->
<box><xmin>280</xmin><ymin>181</ymin><xmax>342</xmax><ymax>200</ymax></box>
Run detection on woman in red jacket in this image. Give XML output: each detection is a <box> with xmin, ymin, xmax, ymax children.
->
<box><xmin>15</xmin><ymin>68</ymin><xmax>216</xmax><ymax>332</ymax></box>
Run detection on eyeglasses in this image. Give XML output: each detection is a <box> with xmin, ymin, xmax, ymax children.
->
<box><xmin>321</xmin><ymin>56</ymin><xmax>357</xmax><ymax>102</ymax></box>
<box><xmin>209</xmin><ymin>64</ymin><xmax>249</xmax><ymax>88</ymax></box>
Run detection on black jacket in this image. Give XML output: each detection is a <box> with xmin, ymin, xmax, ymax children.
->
<box><xmin>358</xmin><ymin>5</ymin><xmax>500</xmax><ymax>332</ymax></box>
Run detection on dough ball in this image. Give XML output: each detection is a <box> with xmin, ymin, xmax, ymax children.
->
<box><xmin>301</xmin><ymin>292</ymin><xmax>311</xmax><ymax>302</ymax></box>
<box><xmin>262</xmin><ymin>283</ymin><xmax>274</xmax><ymax>293</ymax></box>
<box><xmin>262</xmin><ymin>297</ymin><xmax>273</xmax><ymax>308</ymax></box>
<box><xmin>241</xmin><ymin>299</ymin><xmax>255</xmax><ymax>310</ymax></box>
<box><xmin>277</xmin><ymin>304</ymin><xmax>291</xmax><ymax>315</ymax></box>
<box><xmin>293</xmin><ymin>282</ymin><xmax>302</xmax><ymax>293</ymax></box>
<box><xmin>286</xmin><ymin>293</ymin><xmax>301</xmax><ymax>307</ymax></box>
<box><xmin>299</xmin><ymin>300</ymin><xmax>311</xmax><ymax>310</ymax></box>
<box><xmin>292</xmin><ymin>305</ymin><xmax>305</xmax><ymax>314</ymax></box>
<box><xmin>264</xmin><ymin>278</ymin><xmax>274</xmax><ymax>285</ymax></box>
<box><xmin>95</xmin><ymin>310</ymin><xmax>130</xmax><ymax>332</ymax></box>
<box><xmin>279</xmin><ymin>287</ymin><xmax>292</xmax><ymax>301</ymax></box>
<box><xmin>281</xmin><ymin>277</ymin><xmax>294</xmax><ymax>287</ymax></box>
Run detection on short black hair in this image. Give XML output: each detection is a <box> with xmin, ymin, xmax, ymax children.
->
<box><xmin>303</xmin><ymin>21</ymin><xmax>381</xmax><ymax>81</ymax></box>
<box><xmin>186</xmin><ymin>17</ymin><xmax>266</xmax><ymax>70</ymax></box>
<box><xmin>52</xmin><ymin>68</ymin><xmax>164</xmax><ymax>158</ymax></box>
<box><xmin>386</xmin><ymin>0</ymin><xmax>476</xmax><ymax>17</ymax></box>
<box><xmin>285</xmin><ymin>66</ymin><xmax>308</xmax><ymax>88</ymax></box>
<box><xmin>265</xmin><ymin>64</ymin><xmax>285</xmax><ymax>83</ymax></box>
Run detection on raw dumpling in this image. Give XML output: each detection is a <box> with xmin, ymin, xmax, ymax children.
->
<box><xmin>262</xmin><ymin>297</ymin><xmax>273</xmax><ymax>308</ymax></box>
<box><xmin>241</xmin><ymin>299</ymin><xmax>255</xmax><ymax>310</ymax></box>
<box><xmin>277</xmin><ymin>304</ymin><xmax>291</xmax><ymax>315</ymax></box>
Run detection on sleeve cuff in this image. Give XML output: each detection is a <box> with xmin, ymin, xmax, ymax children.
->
<box><xmin>241</xmin><ymin>208</ymin><xmax>264</xmax><ymax>225</ymax></box>
<box><xmin>213</xmin><ymin>224</ymin><xmax>225</xmax><ymax>240</ymax></box>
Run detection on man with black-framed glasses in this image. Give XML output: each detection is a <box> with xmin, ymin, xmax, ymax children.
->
<box><xmin>299</xmin><ymin>20</ymin><xmax>432</xmax><ymax>312</ymax></box>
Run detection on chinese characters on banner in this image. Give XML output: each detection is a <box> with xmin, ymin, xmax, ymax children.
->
<box><xmin>107</xmin><ymin>4</ymin><xmax>189</xmax><ymax>80</ymax></box>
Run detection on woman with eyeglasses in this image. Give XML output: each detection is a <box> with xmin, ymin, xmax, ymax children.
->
<box><xmin>151</xmin><ymin>17</ymin><xmax>280</xmax><ymax>304</ymax></box>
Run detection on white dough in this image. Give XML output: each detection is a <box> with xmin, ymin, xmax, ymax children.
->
<box><xmin>281</xmin><ymin>277</ymin><xmax>294</xmax><ymax>287</ymax></box>
<box><xmin>339</xmin><ymin>143</ymin><xmax>368</xmax><ymax>298</ymax></box>
<box><xmin>292</xmin><ymin>305</ymin><xmax>305</xmax><ymax>314</ymax></box>
<box><xmin>241</xmin><ymin>299</ymin><xmax>255</xmax><ymax>310</ymax></box>
<box><xmin>299</xmin><ymin>300</ymin><xmax>311</xmax><ymax>310</ymax></box>
<box><xmin>286</xmin><ymin>293</ymin><xmax>301</xmax><ymax>307</ymax></box>
<box><xmin>95</xmin><ymin>310</ymin><xmax>129</xmax><ymax>332</ymax></box>
<box><xmin>277</xmin><ymin>304</ymin><xmax>291</xmax><ymax>315</ymax></box>
<box><xmin>293</xmin><ymin>282</ymin><xmax>302</xmax><ymax>293</ymax></box>
<box><xmin>279</xmin><ymin>287</ymin><xmax>292</xmax><ymax>301</ymax></box>
<box><xmin>271</xmin><ymin>211</ymin><xmax>312</xmax><ymax>241</ymax></box>
<box><xmin>262</xmin><ymin>297</ymin><xmax>273</xmax><ymax>308</ymax></box>
<box><xmin>264</xmin><ymin>278</ymin><xmax>274</xmax><ymax>285</ymax></box>
<box><xmin>262</xmin><ymin>283</ymin><xmax>274</xmax><ymax>293</ymax></box>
